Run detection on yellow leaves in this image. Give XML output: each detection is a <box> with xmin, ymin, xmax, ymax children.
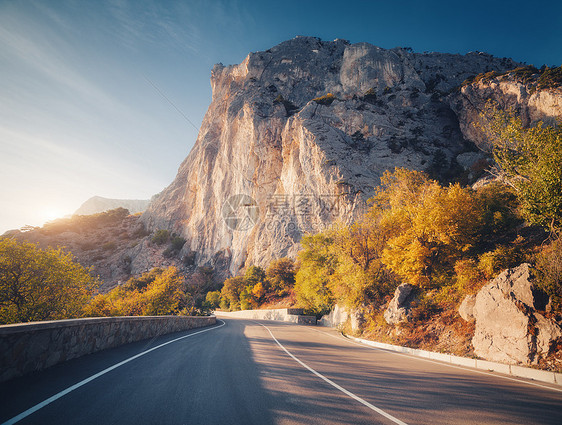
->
<box><xmin>85</xmin><ymin>266</ymin><xmax>186</xmax><ymax>317</ymax></box>
<box><xmin>0</xmin><ymin>238</ymin><xmax>99</xmax><ymax>324</ymax></box>
<box><xmin>251</xmin><ymin>281</ymin><xmax>266</xmax><ymax>300</ymax></box>
<box><xmin>374</xmin><ymin>168</ymin><xmax>482</xmax><ymax>288</ymax></box>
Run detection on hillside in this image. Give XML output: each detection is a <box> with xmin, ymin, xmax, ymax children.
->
<box><xmin>74</xmin><ymin>196</ymin><xmax>151</xmax><ymax>216</ymax></box>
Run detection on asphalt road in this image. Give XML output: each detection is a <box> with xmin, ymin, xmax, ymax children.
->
<box><xmin>1</xmin><ymin>318</ymin><xmax>562</xmax><ymax>425</ymax></box>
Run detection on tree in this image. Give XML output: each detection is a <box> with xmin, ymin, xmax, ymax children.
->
<box><xmin>139</xmin><ymin>267</ymin><xmax>186</xmax><ymax>315</ymax></box>
<box><xmin>244</xmin><ymin>266</ymin><xmax>265</xmax><ymax>288</ymax></box>
<box><xmin>481</xmin><ymin>104</ymin><xmax>562</xmax><ymax>232</ymax></box>
<box><xmin>220</xmin><ymin>276</ymin><xmax>246</xmax><ymax>311</ymax></box>
<box><xmin>294</xmin><ymin>233</ymin><xmax>336</xmax><ymax>314</ymax></box>
<box><xmin>205</xmin><ymin>290</ymin><xmax>221</xmax><ymax>309</ymax></box>
<box><xmin>328</xmin><ymin>218</ymin><xmax>397</xmax><ymax>309</ymax></box>
<box><xmin>0</xmin><ymin>238</ymin><xmax>99</xmax><ymax>324</ymax></box>
<box><xmin>374</xmin><ymin>168</ymin><xmax>482</xmax><ymax>287</ymax></box>
<box><xmin>265</xmin><ymin>258</ymin><xmax>296</xmax><ymax>298</ymax></box>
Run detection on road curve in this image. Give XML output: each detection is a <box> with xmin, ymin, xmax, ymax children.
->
<box><xmin>1</xmin><ymin>318</ymin><xmax>561</xmax><ymax>425</ymax></box>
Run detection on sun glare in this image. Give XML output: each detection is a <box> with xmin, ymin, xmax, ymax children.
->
<box><xmin>40</xmin><ymin>208</ymin><xmax>65</xmax><ymax>224</ymax></box>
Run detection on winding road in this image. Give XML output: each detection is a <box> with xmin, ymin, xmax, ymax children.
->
<box><xmin>1</xmin><ymin>318</ymin><xmax>561</xmax><ymax>424</ymax></box>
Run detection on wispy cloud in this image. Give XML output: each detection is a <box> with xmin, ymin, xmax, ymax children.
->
<box><xmin>0</xmin><ymin>13</ymin><xmax>129</xmax><ymax>117</ymax></box>
<box><xmin>106</xmin><ymin>0</ymin><xmax>202</xmax><ymax>54</ymax></box>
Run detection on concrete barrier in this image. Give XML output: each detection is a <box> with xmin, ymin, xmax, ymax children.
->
<box><xmin>347</xmin><ymin>335</ymin><xmax>562</xmax><ymax>387</ymax></box>
<box><xmin>216</xmin><ymin>308</ymin><xmax>317</xmax><ymax>325</ymax></box>
<box><xmin>0</xmin><ymin>315</ymin><xmax>216</xmax><ymax>382</ymax></box>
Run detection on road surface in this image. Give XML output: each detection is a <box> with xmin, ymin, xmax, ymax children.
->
<box><xmin>1</xmin><ymin>318</ymin><xmax>561</xmax><ymax>424</ymax></box>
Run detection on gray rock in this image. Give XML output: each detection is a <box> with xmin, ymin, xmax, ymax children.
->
<box><xmin>451</xmin><ymin>73</ymin><xmax>562</xmax><ymax>149</ymax></box>
<box><xmin>350</xmin><ymin>308</ymin><xmax>366</xmax><ymax>332</ymax></box>
<box><xmin>458</xmin><ymin>294</ymin><xmax>476</xmax><ymax>321</ymax></box>
<box><xmin>472</xmin><ymin>264</ymin><xmax>561</xmax><ymax>364</ymax></box>
<box><xmin>494</xmin><ymin>263</ymin><xmax>549</xmax><ymax>310</ymax></box>
<box><xmin>384</xmin><ymin>283</ymin><xmax>415</xmax><ymax>325</ymax></box>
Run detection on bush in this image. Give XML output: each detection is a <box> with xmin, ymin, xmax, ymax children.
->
<box><xmin>171</xmin><ymin>236</ymin><xmax>186</xmax><ymax>251</ymax></box>
<box><xmin>478</xmin><ymin>244</ymin><xmax>526</xmax><ymax>280</ymax></box>
<box><xmin>481</xmin><ymin>104</ymin><xmax>562</xmax><ymax>232</ymax></box>
<box><xmin>151</xmin><ymin>229</ymin><xmax>170</xmax><ymax>245</ymax></box>
<box><xmin>312</xmin><ymin>93</ymin><xmax>336</xmax><ymax>106</ymax></box>
<box><xmin>85</xmin><ymin>267</ymin><xmax>186</xmax><ymax>317</ymax></box>
<box><xmin>537</xmin><ymin>66</ymin><xmax>562</xmax><ymax>91</ymax></box>
<box><xmin>536</xmin><ymin>237</ymin><xmax>562</xmax><ymax>308</ymax></box>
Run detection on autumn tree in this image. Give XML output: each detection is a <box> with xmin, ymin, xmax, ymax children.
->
<box><xmin>328</xmin><ymin>218</ymin><xmax>397</xmax><ymax>309</ymax></box>
<box><xmin>481</xmin><ymin>104</ymin><xmax>562</xmax><ymax>232</ymax></box>
<box><xmin>294</xmin><ymin>233</ymin><xmax>336</xmax><ymax>314</ymax></box>
<box><xmin>219</xmin><ymin>276</ymin><xmax>247</xmax><ymax>311</ymax></box>
<box><xmin>0</xmin><ymin>238</ymin><xmax>99</xmax><ymax>324</ymax></box>
<box><xmin>205</xmin><ymin>290</ymin><xmax>221</xmax><ymax>309</ymax></box>
<box><xmin>265</xmin><ymin>257</ymin><xmax>296</xmax><ymax>298</ymax></box>
<box><xmin>374</xmin><ymin>168</ymin><xmax>483</xmax><ymax>287</ymax></box>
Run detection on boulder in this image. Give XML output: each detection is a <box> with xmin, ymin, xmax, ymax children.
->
<box><xmin>318</xmin><ymin>304</ymin><xmax>349</xmax><ymax>328</ymax></box>
<box><xmin>384</xmin><ymin>283</ymin><xmax>415</xmax><ymax>325</ymax></box>
<box><xmin>471</xmin><ymin>263</ymin><xmax>561</xmax><ymax>364</ymax></box>
<box><xmin>458</xmin><ymin>294</ymin><xmax>476</xmax><ymax>321</ymax></box>
<box><xmin>350</xmin><ymin>308</ymin><xmax>365</xmax><ymax>332</ymax></box>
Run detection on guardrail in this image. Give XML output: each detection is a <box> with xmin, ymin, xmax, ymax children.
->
<box><xmin>0</xmin><ymin>315</ymin><xmax>216</xmax><ymax>382</ymax></box>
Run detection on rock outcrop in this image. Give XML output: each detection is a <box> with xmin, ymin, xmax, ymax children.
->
<box><xmin>451</xmin><ymin>67</ymin><xmax>562</xmax><ymax>148</ymax></box>
<box><xmin>384</xmin><ymin>283</ymin><xmax>416</xmax><ymax>325</ymax></box>
<box><xmin>141</xmin><ymin>37</ymin><xmax>522</xmax><ymax>275</ymax></box>
<box><xmin>470</xmin><ymin>264</ymin><xmax>562</xmax><ymax>365</ymax></box>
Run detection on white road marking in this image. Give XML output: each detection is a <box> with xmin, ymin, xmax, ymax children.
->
<box><xmin>305</xmin><ymin>326</ymin><xmax>562</xmax><ymax>394</ymax></box>
<box><xmin>258</xmin><ymin>322</ymin><xmax>409</xmax><ymax>425</ymax></box>
<box><xmin>2</xmin><ymin>320</ymin><xmax>226</xmax><ymax>425</ymax></box>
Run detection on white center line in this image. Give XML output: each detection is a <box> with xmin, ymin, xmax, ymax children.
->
<box><xmin>2</xmin><ymin>320</ymin><xmax>226</xmax><ymax>425</ymax></box>
<box><xmin>258</xmin><ymin>322</ymin><xmax>409</xmax><ymax>425</ymax></box>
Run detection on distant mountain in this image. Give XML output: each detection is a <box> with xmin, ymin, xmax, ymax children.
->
<box><xmin>75</xmin><ymin>196</ymin><xmax>150</xmax><ymax>216</ymax></box>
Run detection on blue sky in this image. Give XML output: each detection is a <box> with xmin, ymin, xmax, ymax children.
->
<box><xmin>1</xmin><ymin>0</ymin><xmax>561</xmax><ymax>233</ymax></box>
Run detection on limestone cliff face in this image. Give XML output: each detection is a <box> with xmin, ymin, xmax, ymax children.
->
<box><xmin>451</xmin><ymin>70</ymin><xmax>562</xmax><ymax>148</ymax></box>
<box><xmin>142</xmin><ymin>37</ymin><xmax>522</xmax><ymax>275</ymax></box>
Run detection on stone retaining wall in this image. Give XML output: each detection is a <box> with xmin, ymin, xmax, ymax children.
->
<box><xmin>0</xmin><ymin>315</ymin><xmax>216</xmax><ymax>382</ymax></box>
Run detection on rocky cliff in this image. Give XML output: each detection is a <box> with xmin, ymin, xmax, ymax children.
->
<box><xmin>141</xmin><ymin>36</ymin><xmax>524</xmax><ymax>275</ymax></box>
<box><xmin>451</xmin><ymin>66</ymin><xmax>562</xmax><ymax>147</ymax></box>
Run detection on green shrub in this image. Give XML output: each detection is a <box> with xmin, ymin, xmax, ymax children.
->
<box><xmin>478</xmin><ymin>244</ymin><xmax>526</xmax><ymax>279</ymax></box>
<box><xmin>151</xmin><ymin>229</ymin><xmax>170</xmax><ymax>245</ymax></box>
<box><xmin>171</xmin><ymin>236</ymin><xmax>186</xmax><ymax>251</ymax></box>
